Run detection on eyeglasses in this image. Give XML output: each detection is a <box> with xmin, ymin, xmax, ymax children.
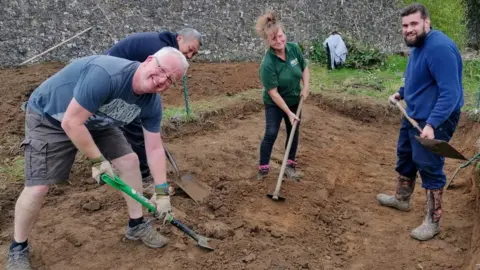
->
<box><xmin>154</xmin><ymin>57</ymin><xmax>177</xmax><ymax>87</ymax></box>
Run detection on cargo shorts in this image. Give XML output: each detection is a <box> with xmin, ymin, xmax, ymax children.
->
<box><xmin>22</xmin><ymin>108</ymin><xmax>133</xmax><ymax>186</ymax></box>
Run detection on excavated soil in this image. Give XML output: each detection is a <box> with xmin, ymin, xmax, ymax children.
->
<box><xmin>0</xmin><ymin>62</ymin><xmax>479</xmax><ymax>270</ymax></box>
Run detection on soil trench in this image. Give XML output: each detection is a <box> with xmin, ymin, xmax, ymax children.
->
<box><xmin>0</xmin><ymin>62</ymin><xmax>479</xmax><ymax>270</ymax></box>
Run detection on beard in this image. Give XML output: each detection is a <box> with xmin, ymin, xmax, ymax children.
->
<box><xmin>404</xmin><ymin>26</ymin><xmax>427</xmax><ymax>47</ymax></box>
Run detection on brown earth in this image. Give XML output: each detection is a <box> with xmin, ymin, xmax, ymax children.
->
<box><xmin>0</xmin><ymin>62</ymin><xmax>479</xmax><ymax>270</ymax></box>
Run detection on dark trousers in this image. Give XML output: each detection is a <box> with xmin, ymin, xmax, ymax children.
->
<box><xmin>120</xmin><ymin>118</ymin><xmax>150</xmax><ymax>178</ymax></box>
<box><xmin>395</xmin><ymin>111</ymin><xmax>460</xmax><ymax>189</ymax></box>
<box><xmin>259</xmin><ymin>103</ymin><xmax>300</xmax><ymax>166</ymax></box>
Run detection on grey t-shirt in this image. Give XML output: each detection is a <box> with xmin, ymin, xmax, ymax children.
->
<box><xmin>28</xmin><ymin>55</ymin><xmax>162</xmax><ymax>133</ymax></box>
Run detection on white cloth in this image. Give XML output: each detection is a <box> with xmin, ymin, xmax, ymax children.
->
<box><xmin>323</xmin><ymin>34</ymin><xmax>348</xmax><ymax>69</ymax></box>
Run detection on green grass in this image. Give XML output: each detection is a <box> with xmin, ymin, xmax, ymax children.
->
<box><xmin>308</xmin><ymin>56</ymin><xmax>480</xmax><ymax>111</ymax></box>
<box><xmin>0</xmin><ymin>156</ymin><xmax>24</xmax><ymax>183</ymax></box>
<box><xmin>161</xmin><ymin>88</ymin><xmax>261</xmax><ymax>125</ymax></box>
<box><xmin>403</xmin><ymin>0</ymin><xmax>467</xmax><ymax>50</ymax></box>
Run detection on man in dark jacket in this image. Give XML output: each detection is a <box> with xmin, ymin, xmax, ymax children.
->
<box><xmin>105</xmin><ymin>28</ymin><xmax>202</xmax><ymax>182</ymax></box>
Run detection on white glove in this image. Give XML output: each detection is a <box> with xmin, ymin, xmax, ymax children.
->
<box><xmin>150</xmin><ymin>194</ymin><xmax>172</xmax><ymax>220</ymax></box>
<box><xmin>91</xmin><ymin>156</ymin><xmax>114</xmax><ymax>183</ymax></box>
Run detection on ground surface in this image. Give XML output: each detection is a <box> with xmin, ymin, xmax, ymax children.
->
<box><xmin>0</xmin><ymin>61</ymin><xmax>479</xmax><ymax>269</ymax></box>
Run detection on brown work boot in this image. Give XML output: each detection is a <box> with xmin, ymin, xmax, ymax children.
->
<box><xmin>125</xmin><ymin>218</ymin><xmax>168</xmax><ymax>248</ymax></box>
<box><xmin>284</xmin><ymin>160</ymin><xmax>301</xmax><ymax>181</ymax></box>
<box><xmin>411</xmin><ymin>189</ymin><xmax>442</xmax><ymax>241</ymax></box>
<box><xmin>6</xmin><ymin>245</ymin><xmax>32</xmax><ymax>270</ymax></box>
<box><xmin>377</xmin><ymin>174</ymin><xmax>416</xmax><ymax>211</ymax></box>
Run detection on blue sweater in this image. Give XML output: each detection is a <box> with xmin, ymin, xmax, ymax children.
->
<box><xmin>399</xmin><ymin>30</ymin><xmax>464</xmax><ymax>128</ymax></box>
<box><xmin>104</xmin><ymin>31</ymin><xmax>179</xmax><ymax>62</ymax></box>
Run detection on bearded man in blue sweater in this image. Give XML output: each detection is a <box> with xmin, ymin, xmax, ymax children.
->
<box><xmin>377</xmin><ymin>3</ymin><xmax>464</xmax><ymax>241</ymax></box>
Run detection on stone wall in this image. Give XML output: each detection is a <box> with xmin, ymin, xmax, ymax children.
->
<box><xmin>0</xmin><ymin>0</ymin><xmax>407</xmax><ymax>67</ymax></box>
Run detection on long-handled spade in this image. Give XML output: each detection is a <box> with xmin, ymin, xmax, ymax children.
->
<box><xmin>390</xmin><ymin>98</ymin><xmax>468</xmax><ymax>161</ymax></box>
<box><xmin>267</xmin><ymin>98</ymin><xmax>304</xmax><ymax>201</ymax></box>
<box><xmin>100</xmin><ymin>173</ymin><xmax>217</xmax><ymax>251</ymax></box>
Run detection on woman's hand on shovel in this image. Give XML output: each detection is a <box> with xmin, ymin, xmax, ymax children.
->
<box><xmin>288</xmin><ymin>111</ymin><xmax>300</xmax><ymax>125</ymax></box>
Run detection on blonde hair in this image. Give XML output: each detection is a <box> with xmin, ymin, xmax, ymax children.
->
<box><xmin>255</xmin><ymin>11</ymin><xmax>285</xmax><ymax>41</ymax></box>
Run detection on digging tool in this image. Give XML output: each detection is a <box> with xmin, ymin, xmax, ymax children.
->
<box><xmin>164</xmin><ymin>146</ymin><xmax>211</xmax><ymax>204</ymax></box>
<box><xmin>390</xmin><ymin>98</ymin><xmax>468</xmax><ymax>161</ymax></box>
<box><xmin>445</xmin><ymin>152</ymin><xmax>480</xmax><ymax>189</ymax></box>
<box><xmin>100</xmin><ymin>173</ymin><xmax>217</xmax><ymax>251</ymax></box>
<box><xmin>267</xmin><ymin>98</ymin><xmax>304</xmax><ymax>201</ymax></box>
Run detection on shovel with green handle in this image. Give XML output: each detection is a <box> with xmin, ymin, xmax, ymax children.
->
<box><xmin>100</xmin><ymin>173</ymin><xmax>217</xmax><ymax>251</ymax></box>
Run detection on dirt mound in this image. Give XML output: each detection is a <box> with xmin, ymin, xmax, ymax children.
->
<box><xmin>162</xmin><ymin>61</ymin><xmax>261</xmax><ymax>108</ymax></box>
<box><xmin>0</xmin><ymin>62</ymin><xmax>479</xmax><ymax>269</ymax></box>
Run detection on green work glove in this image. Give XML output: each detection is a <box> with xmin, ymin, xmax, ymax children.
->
<box><xmin>90</xmin><ymin>155</ymin><xmax>114</xmax><ymax>184</ymax></box>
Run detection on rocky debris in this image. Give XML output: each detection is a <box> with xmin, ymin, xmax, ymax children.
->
<box><xmin>82</xmin><ymin>201</ymin><xmax>101</xmax><ymax>212</ymax></box>
<box><xmin>242</xmin><ymin>253</ymin><xmax>256</xmax><ymax>263</ymax></box>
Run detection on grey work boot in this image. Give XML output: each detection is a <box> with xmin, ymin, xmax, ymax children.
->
<box><xmin>257</xmin><ymin>165</ymin><xmax>270</xmax><ymax>181</ymax></box>
<box><xmin>125</xmin><ymin>218</ymin><xmax>169</xmax><ymax>248</ymax></box>
<box><xmin>411</xmin><ymin>189</ymin><xmax>442</xmax><ymax>241</ymax></box>
<box><xmin>284</xmin><ymin>160</ymin><xmax>301</xmax><ymax>181</ymax></box>
<box><xmin>6</xmin><ymin>245</ymin><xmax>32</xmax><ymax>270</ymax></box>
<box><xmin>377</xmin><ymin>175</ymin><xmax>416</xmax><ymax>211</ymax></box>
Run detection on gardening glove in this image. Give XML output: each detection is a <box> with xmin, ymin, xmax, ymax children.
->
<box><xmin>150</xmin><ymin>183</ymin><xmax>173</xmax><ymax>220</ymax></box>
<box><xmin>90</xmin><ymin>155</ymin><xmax>114</xmax><ymax>184</ymax></box>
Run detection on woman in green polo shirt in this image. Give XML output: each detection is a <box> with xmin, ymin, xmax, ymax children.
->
<box><xmin>254</xmin><ymin>11</ymin><xmax>310</xmax><ymax>181</ymax></box>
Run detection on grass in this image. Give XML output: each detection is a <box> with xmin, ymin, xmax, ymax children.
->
<box><xmin>308</xmin><ymin>55</ymin><xmax>480</xmax><ymax>112</ymax></box>
<box><xmin>0</xmin><ymin>156</ymin><xmax>24</xmax><ymax>183</ymax></box>
<box><xmin>162</xmin><ymin>88</ymin><xmax>261</xmax><ymax>124</ymax></box>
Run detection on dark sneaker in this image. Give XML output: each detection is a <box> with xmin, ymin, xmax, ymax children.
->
<box><xmin>125</xmin><ymin>219</ymin><xmax>168</xmax><ymax>248</ymax></box>
<box><xmin>257</xmin><ymin>165</ymin><xmax>269</xmax><ymax>180</ymax></box>
<box><xmin>6</xmin><ymin>245</ymin><xmax>32</xmax><ymax>270</ymax></box>
<box><xmin>284</xmin><ymin>160</ymin><xmax>301</xmax><ymax>181</ymax></box>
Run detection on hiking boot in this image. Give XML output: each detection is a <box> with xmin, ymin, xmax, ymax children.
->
<box><xmin>6</xmin><ymin>245</ymin><xmax>32</xmax><ymax>270</ymax></box>
<box><xmin>377</xmin><ymin>175</ymin><xmax>416</xmax><ymax>211</ymax></box>
<box><xmin>125</xmin><ymin>218</ymin><xmax>168</xmax><ymax>248</ymax></box>
<box><xmin>411</xmin><ymin>189</ymin><xmax>442</xmax><ymax>241</ymax></box>
<box><xmin>284</xmin><ymin>160</ymin><xmax>301</xmax><ymax>181</ymax></box>
<box><xmin>257</xmin><ymin>165</ymin><xmax>269</xmax><ymax>180</ymax></box>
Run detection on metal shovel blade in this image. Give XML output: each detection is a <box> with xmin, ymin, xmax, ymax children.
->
<box><xmin>266</xmin><ymin>193</ymin><xmax>286</xmax><ymax>201</ymax></box>
<box><xmin>414</xmin><ymin>136</ymin><xmax>468</xmax><ymax>160</ymax></box>
<box><xmin>197</xmin><ymin>236</ymin><xmax>219</xmax><ymax>251</ymax></box>
<box><xmin>174</xmin><ymin>172</ymin><xmax>211</xmax><ymax>204</ymax></box>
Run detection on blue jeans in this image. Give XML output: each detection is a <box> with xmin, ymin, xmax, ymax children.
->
<box><xmin>395</xmin><ymin>111</ymin><xmax>460</xmax><ymax>189</ymax></box>
<box><xmin>259</xmin><ymin>103</ymin><xmax>300</xmax><ymax>166</ymax></box>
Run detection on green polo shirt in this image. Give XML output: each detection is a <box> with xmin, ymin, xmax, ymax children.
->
<box><xmin>260</xmin><ymin>42</ymin><xmax>307</xmax><ymax>106</ymax></box>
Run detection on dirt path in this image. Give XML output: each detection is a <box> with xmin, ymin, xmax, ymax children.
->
<box><xmin>0</xmin><ymin>62</ymin><xmax>478</xmax><ymax>269</ymax></box>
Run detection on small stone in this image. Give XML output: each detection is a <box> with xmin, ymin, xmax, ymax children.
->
<box><xmin>325</xmin><ymin>255</ymin><xmax>331</xmax><ymax>260</ymax></box>
<box><xmin>342</xmin><ymin>197</ymin><xmax>350</xmax><ymax>202</ymax></box>
<box><xmin>271</xmin><ymin>231</ymin><xmax>282</xmax><ymax>238</ymax></box>
<box><xmin>242</xmin><ymin>253</ymin><xmax>256</xmax><ymax>263</ymax></box>
<box><xmin>208</xmin><ymin>199</ymin><xmax>223</xmax><ymax>211</ymax></box>
<box><xmin>234</xmin><ymin>230</ymin><xmax>244</xmax><ymax>240</ymax></box>
<box><xmin>416</xmin><ymin>264</ymin><xmax>424</xmax><ymax>270</ymax></box>
<box><xmin>354</xmin><ymin>219</ymin><xmax>365</xmax><ymax>226</ymax></box>
<box><xmin>174</xmin><ymin>243</ymin><xmax>187</xmax><ymax>251</ymax></box>
<box><xmin>301</xmin><ymin>262</ymin><xmax>310</xmax><ymax>269</ymax></box>
<box><xmin>264</xmin><ymin>221</ymin><xmax>272</xmax><ymax>226</ymax></box>
<box><xmin>82</xmin><ymin>201</ymin><xmax>101</xmax><ymax>212</ymax></box>
<box><xmin>84</xmin><ymin>178</ymin><xmax>97</xmax><ymax>185</ymax></box>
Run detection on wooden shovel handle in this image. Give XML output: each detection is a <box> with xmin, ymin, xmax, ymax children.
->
<box><xmin>390</xmin><ymin>98</ymin><xmax>423</xmax><ymax>133</ymax></box>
